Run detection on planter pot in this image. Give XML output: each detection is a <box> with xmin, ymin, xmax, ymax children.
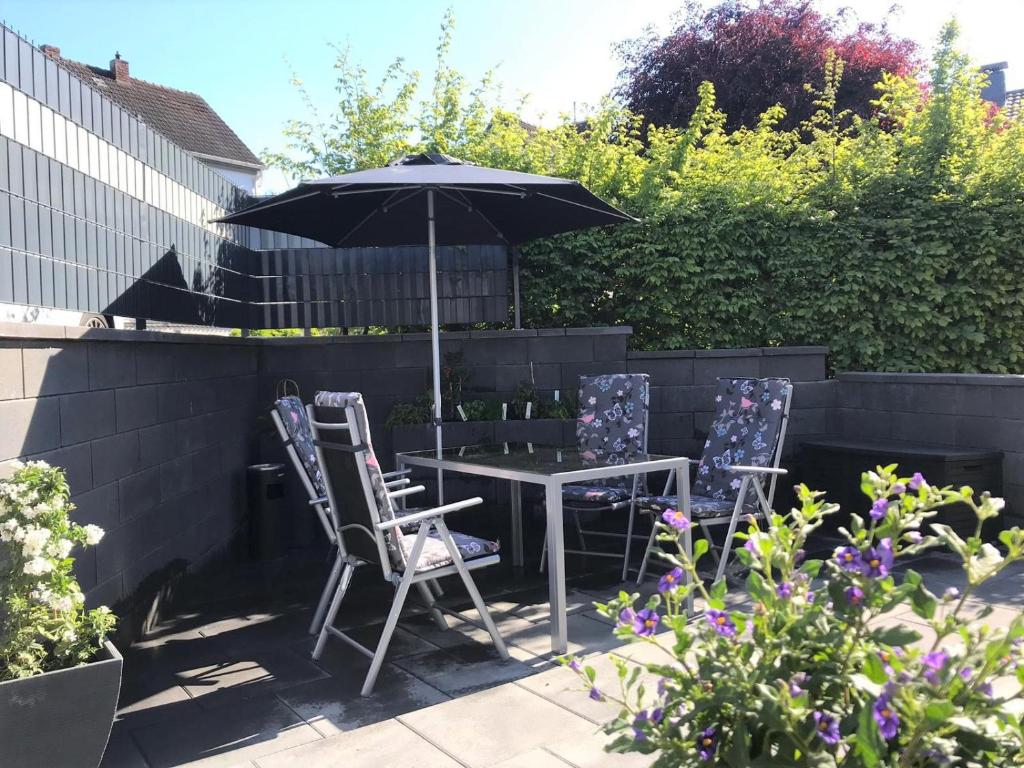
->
<box><xmin>0</xmin><ymin>640</ymin><xmax>122</xmax><ymax>768</ymax></box>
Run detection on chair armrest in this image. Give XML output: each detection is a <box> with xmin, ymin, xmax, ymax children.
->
<box><xmin>308</xmin><ymin>496</ymin><xmax>328</xmax><ymax>506</ymax></box>
<box><xmin>374</xmin><ymin>497</ymin><xmax>484</xmax><ymax>530</ymax></box>
<box><xmin>385</xmin><ymin>478</ymin><xmax>411</xmax><ymax>489</ymax></box>
<box><xmin>727</xmin><ymin>465</ymin><xmax>788</xmax><ymax>476</ymax></box>
<box><xmin>387</xmin><ymin>485</ymin><xmax>426</xmax><ymax>500</ymax></box>
<box><xmin>383</xmin><ymin>469</ymin><xmax>412</xmax><ymax>480</ymax></box>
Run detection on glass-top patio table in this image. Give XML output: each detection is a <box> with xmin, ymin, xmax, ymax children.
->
<box><xmin>396</xmin><ymin>443</ymin><xmax>693</xmax><ymax>655</ymax></box>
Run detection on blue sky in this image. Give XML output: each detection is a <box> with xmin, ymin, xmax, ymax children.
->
<box><xmin>5</xmin><ymin>1</ymin><xmax>1022</xmax><ymax>192</ymax></box>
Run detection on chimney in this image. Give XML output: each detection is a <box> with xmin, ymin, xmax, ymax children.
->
<box><xmin>980</xmin><ymin>62</ymin><xmax>1007</xmax><ymax>106</ymax></box>
<box><xmin>110</xmin><ymin>52</ymin><xmax>129</xmax><ymax>82</ymax></box>
<box><xmin>41</xmin><ymin>44</ymin><xmax>60</xmax><ymax>59</ymax></box>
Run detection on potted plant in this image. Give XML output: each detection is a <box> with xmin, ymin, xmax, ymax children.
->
<box><xmin>566</xmin><ymin>466</ymin><xmax>1024</xmax><ymax>766</ymax></box>
<box><xmin>0</xmin><ymin>460</ymin><xmax>119</xmax><ymax>768</ymax></box>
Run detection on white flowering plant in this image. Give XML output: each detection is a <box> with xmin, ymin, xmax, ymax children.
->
<box><xmin>0</xmin><ymin>461</ymin><xmax>115</xmax><ymax>680</ymax></box>
<box><xmin>564</xmin><ymin>466</ymin><xmax>1024</xmax><ymax>766</ymax></box>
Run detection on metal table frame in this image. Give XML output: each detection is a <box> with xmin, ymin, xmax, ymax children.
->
<box><xmin>396</xmin><ymin>447</ymin><xmax>693</xmax><ymax>655</ymax></box>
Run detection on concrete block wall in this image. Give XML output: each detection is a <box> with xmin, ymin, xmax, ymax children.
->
<box><xmin>834</xmin><ymin>372</ymin><xmax>1024</xmax><ymax>517</ymax></box>
<box><xmin>0</xmin><ymin>323</ymin><xmax>258</xmax><ymax>609</ymax></box>
<box><xmin>627</xmin><ymin>346</ymin><xmax>834</xmax><ymax>459</ymax></box>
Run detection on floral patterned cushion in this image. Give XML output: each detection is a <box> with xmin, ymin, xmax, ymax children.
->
<box><xmin>400</xmin><ymin>530</ymin><xmax>501</xmax><ymax>572</ymax></box>
<box><xmin>274</xmin><ymin>396</ymin><xmax>327</xmax><ymax>497</ymax></box>
<box><xmin>694</xmin><ymin>378</ymin><xmax>792</xmax><ymax>504</ymax></box>
<box><xmin>574</xmin><ymin>373</ymin><xmax>650</xmax><ymax>498</ymax></box>
<box><xmin>562</xmin><ymin>484</ymin><xmax>634</xmax><ymax>506</ymax></box>
<box><xmin>637</xmin><ymin>494</ymin><xmax>743</xmax><ymax>520</ymax></box>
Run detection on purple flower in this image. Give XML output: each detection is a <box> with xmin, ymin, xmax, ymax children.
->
<box><xmin>959</xmin><ymin>667</ymin><xmax>973</xmax><ymax>680</ymax></box>
<box><xmin>568</xmin><ymin>657</ymin><xmax>582</xmax><ymax>673</ymax></box>
<box><xmin>835</xmin><ymin>545</ymin><xmax>862</xmax><ymax>572</ymax></box>
<box><xmin>906</xmin><ymin>531</ymin><xmax>923</xmax><ymax>544</ymax></box>
<box><xmin>922</xmin><ymin>650</ymin><xmax>949</xmax><ymax>684</ymax></box>
<box><xmin>789</xmin><ymin>672</ymin><xmax>808</xmax><ymax>697</ymax></box>
<box><xmin>979</xmin><ymin>681</ymin><xmax>994</xmax><ymax>697</ymax></box>
<box><xmin>662</xmin><ymin>508</ymin><xmax>691</xmax><ymax>531</ymax></box>
<box><xmin>909</xmin><ymin>472</ymin><xmax>926</xmax><ymax>491</ymax></box>
<box><xmin>657</xmin><ymin>677</ymin><xmax>667</xmax><ymax>697</ymax></box>
<box><xmin>873</xmin><ymin>694</ymin><xmax>900</xmax><ymax>740</ymax></box>
<box><xmin>776</xmin><ymin>581</ymin><xmax>793</xmax><ymax>599</ymax></box>
<box><xmin>892</xmin><ymin>482</ymin><xmax>907</xmax><ymax>495</ymax></box>
<box><xmin>632</xmin><ymin>710</ymin><xmax>650</xmax><ymax>741</ymax></box>
<box><xmin>589</xmin><ymin>686</ymin><xmax>604</xmax><ymax>702</ymax></box>
<box><xmin>617</xmin><ymin>607</ymin><xmax>636</xmax><ymax>629</ymax></box>
<box><xmin>650</xmin><ymin>707</ymin><xmax>664</xmax><ymax>724</ymax></box>
<box><xmin>870</xmin><ymin>498</ymin><xmax>889</xmax><ymax>521</ymax></box>
<box><xmin>705</xmin><ymin>610</ymin><xmax>737</xmax><ymax>638</ymax></box>
<box><xmin>696</xmin><ymin>726</ymin><xmax>718</xmax><ymax>761</ymax></box>
<box><xmin>632</xmin><ymin>608</ymin><xmax>660</xmax><ymax>637</ymax></box>
<box><xmin>860</xmin><ymin>539</ymin><xmax>894</xmax><ymax>578</ymax></box>
<box><xmin>942</xmin><ymin>587</ymin><xmax>960</xmax><ymax>601</ymax></box>
<box><xmin>659</xmin><ymin>567</ymin><xmax>684</xmax><ymax>594</ymax></box>
<box><xmin>794</xmin><ymin>548</ymin><xmax>806</xmax><ymax>566</ymax></box>
<box><xmin>813</xmin><ymin>711</ymin><xmax>841</xmax><ymax>745</ymax></box>
<box><xmin>844</xmin><ymin>585</ymin><xmax>865</xmax><ymax>607</ymax></box>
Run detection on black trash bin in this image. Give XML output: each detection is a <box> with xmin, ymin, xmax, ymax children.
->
<box><xmin>248</xmin><ymin>463</ymin><xmax>287</xmax><ymax>559</ymax></box>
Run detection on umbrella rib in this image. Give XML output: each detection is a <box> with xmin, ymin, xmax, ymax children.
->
<box><xmin>333</xmin><ymin>188</ymin><xmax>425</xmax><ymax>247</ymax></box>
<box><xmin>216</xmin><ymin>189</ymin><xmax>323</xmax><ymax>221</ymax></box>
<box><xmin>436</xmin><ymin>188</ymin><xmax>509</xmax><ymax>244</ymax></box>
<box><xmin>533</xmin><ymin>191</ymin><xmax>635</xmax><ymax>220</ymax></box>
<box><xmin>437</xmin><ymin>184</ymin><xmax>526</xmax><ymax>197</ymax></box>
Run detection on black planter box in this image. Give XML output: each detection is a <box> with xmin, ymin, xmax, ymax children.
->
<box><xmin>390</xmin><ymin>418</ymin><xmax>571</xmax><ymax>456</ymax></box>
<box><xmin>0</xmin><ymin>640</ymin><xmax>122</xmax><ymax>768</ymax></box>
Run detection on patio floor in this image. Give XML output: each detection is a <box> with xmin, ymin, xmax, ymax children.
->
<box><xmin>101</xmin><ymin>550</ymin><xmax>1024</xmax><ymax>768</ymax></box>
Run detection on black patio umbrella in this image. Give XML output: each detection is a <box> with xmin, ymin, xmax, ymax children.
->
<box><xmin>217</xmin><ymin>153</ymin><xmax>635</xmax><ymax>495</ymax></box>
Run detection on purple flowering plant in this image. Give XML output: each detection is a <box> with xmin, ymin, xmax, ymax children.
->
<box><xmin>562</xmin><ymin>466</ymin><xmax>1024</xmax><ymax>766</ymax></box>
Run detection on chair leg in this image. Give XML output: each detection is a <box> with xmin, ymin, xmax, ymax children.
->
<box><xmin>435</xmin><ymin>519</ymin><xmax>509</xmax><ymax>661</ymax></box>
<box><xmin>700</xmin><ymin>520</ymin><xmax>721</xmax><ymax>569</ymax></box>
<box><xmin>572</xmin><ymin>510</ymin><xmax>587</xmax><ymax>552</ymax></box>
<box><xmin>713</xmin><ymin>496</ymin><xmax>747</xmax><ymax>584</ymax></box>
<box><xmin>361</xmin><ymin>526</ymin><xmax>432</xmax><ymax>696</ymax></box>
<box><xmin>621</xmin><ymin>500</ymin><xmax>638</xmax><ymax>582</ymax></box>
<box><xmin>417</xmin><ymin>581</ymin><xmax>448</xmax><ymax>631</ymax></box>
<box><xmin>428</xmin><ymin>578</ymin><xmax>444</xmax><ymax>598</ymax></box>
<box><xmin>310</xmin><ymin>551</ymin><xmax>344</xmax><ymax>635</ymax></box>
<box><xmin>312</xmin><ymin>562</ymin><xmax>355</xmax><ymax>660</ymax></box>
<box><xmin>636</xmin><ymin>519</ymin><xmax>658</xmax><ymax>584</ymax></box>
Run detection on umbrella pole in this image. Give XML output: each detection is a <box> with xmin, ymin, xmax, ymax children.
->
<box><xmin>427</xmin><ymin>189</ymin><xmax>444</xmax><ymax>504</ymax></box>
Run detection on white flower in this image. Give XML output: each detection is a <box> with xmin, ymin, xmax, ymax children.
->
<box><xmin>83</xmin><ymin>524</ymin><xmax>104</xmax><ymax>546</ymax></box>
<box><xmin>48</xmin><ymin>538</ymin><xmax>73</xmax><ymax>559</ymax></box>
<box><xmin>51</xmin><ymin>594</ymin><xmax>75</xmax><ymax>612</ymax></box>
<box><xmin>0</xmin><ymin>519</ymin><xmax>20</xmax><ymax>542</ymax></box>
<box><xmin>61</xmin><ymin>629</ymin><xmax>77</xmax><ymax>643</ymax></box>
<box><xmin>28</xmin><ymin>460</ymin><xmax>50</xmax><ymax>470</ymax></box>
<box><xmin>23</xmin><ymin>557</ymin><xmax>53</xmax><ymax>576</ymax></box>
<box><xmin>21</xmin><ymin>526</ymin><xmax>51</xmax><ymax>558</ymax></box>
<box><xmin>770</xmin><ymin>399</ymin><xmax>782</xmax><ymax>411</ymax></box>
<box><xmin>588</xmin><ymin>396</ymin><xmax>597</xmax><ymax>405</ymax></box>
<box><xmin>990</xmin><ymin>497</ymin><xmax>1006</xmax><ymax>512</ymax></box>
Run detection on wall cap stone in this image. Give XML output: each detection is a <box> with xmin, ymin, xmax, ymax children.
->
<box><xmin>838</xmin><ymin>372</ymin><xmax>1024</xmax><ymax>387</ymax></box>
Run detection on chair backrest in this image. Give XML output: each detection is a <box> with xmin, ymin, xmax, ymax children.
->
<box><xmin>273</xmin><ymin>396</ymin><xmax>327</xmax><ymax>499</ymax></box>
<box><xmin>312</xmin><ymin>391</ymin><xmax>406</xmax><ymax>578</ymax></box>
<box><xmin>576</xmin><ymin>373</ymin><xmax>650</xmax><ymax>465</ymax></box>
<box><xmin>694</xmin><ymin>377</ymin><xmax>792</xmax><ymax>505</ymax></box>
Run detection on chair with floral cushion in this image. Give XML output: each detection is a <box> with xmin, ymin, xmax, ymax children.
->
<box><xmin>540</xmin><ymin>373</ymin><xmax>651</xmax><ymax>581</ymax></box>
<box><xmin>635</xmin><ymin>377</ymin><xmax>793</xmax><ymax>585</ymax></box>
<box><xmin>309</xmin><ymin>390</ymin><xmax>508</xmax><ymax>696</ymax></box>
<box><xmin>271</xmin><ymin>395</ymin><xmax>414</xmax><ymax>635</ymax></box>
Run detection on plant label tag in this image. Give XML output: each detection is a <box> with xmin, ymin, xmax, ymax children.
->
<box><xmin>527</xmin><ymin>442</ymin><xmax>534</xmax><ymax>453</ymax></box>
<box><xmin>458</xmin><ymin>446</ymin><xmax>466</xmax><ymax>456</ymax></box>
<box><xmin>556</xmin><ymin>449</ymin><xmax>563</xmax><ymax>463</ymax></box>
<box><xmin>554</xmin><ymin>389</ymin><xmax>560</xmax><ymax>402</ymax></box>
<box><xmin>456</xmin><ymin>404</ymin><xmax>467</xmax><ymax>422</ymax></box>
<box><xmin>503</xmin><ymin>442</ymin><xmax>509</xmax><ymax>455</ymax></box>
<box><xmin>525</xmin><ymin>402</ymin><xmax>532</xmax><ymax>420</ymax></box>
<box><xmin>501</xmin><ymin>403</ymin><xmax>508</xmax><ymax>420</ymax></box>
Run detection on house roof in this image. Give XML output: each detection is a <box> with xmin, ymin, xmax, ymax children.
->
<box><xmin>1005</xmin><ymin>89</ymin><xmax>1023</xmax><ymax>121</ymax></box>
<box><xmin>49</xmin><ymin>50</ymin><xmax>262</xmax><ymax>169</ymax></box>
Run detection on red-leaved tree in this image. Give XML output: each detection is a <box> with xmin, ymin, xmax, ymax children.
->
<box><xmin>618</xmin><ymin>0</ymin><xmax>919</xmax><ymax>132</ymax></box>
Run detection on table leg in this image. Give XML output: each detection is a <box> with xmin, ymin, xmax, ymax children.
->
<box><xmin>510</xmin><ymin>480</ymin><xmax>523</xmax><ymax>568</ymax></box>
<box><xmin>545</xmin><ymin>479</ymin><xmax>568</xmax><ymax>655</ymax></box>
<box><xmin>678</xmin><ymin>459</ymin><xmax>694</xmax><ymax>617</ymax></box>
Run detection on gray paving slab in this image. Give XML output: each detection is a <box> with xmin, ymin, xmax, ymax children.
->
<box><xmin>545</xmin><ymin>735</ymin><xmax>657</xmax><ymax>767</ymax></box>
<box><xmin>179</xmin><ymin>646</ymin><xmax>330</xmax><ymax>708</ymax></box>
<box><xmin>393</xmin><ymin>641</ymin><xmax>536</xmax><ymax>696</ymax></box>
<box><xmin>275</xmin><ymin>660</ymin><xmax>450</xmax><ymax>738</ymax></box>
<box><xmin>488</xmin><ymin>747</ymin><xmax>571</xmax><ymax>767</ymax></box>
<box><xmin>129</xmin><ymin>695</ymin><xmax>322</xmax><ymax>768</ymax></box>
<box><xmin>398</xmin><ymin>684</ymin><xmax>598</xmax><ymax>768</ymax></box>
<box><xmin>254</xmin><ymin>719</ymin><xmax>461</xmax><ymax>768</ymax></box>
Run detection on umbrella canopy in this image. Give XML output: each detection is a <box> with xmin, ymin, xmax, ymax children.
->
<box><xmin>219</xmin><ymin>153</ymin><xmax>634</xmax><ymax>502</ymax></box>
<box><xmin>216</xmin><ymin>153</ymin><xmax>634</xmax><ymax>247</ymax></box>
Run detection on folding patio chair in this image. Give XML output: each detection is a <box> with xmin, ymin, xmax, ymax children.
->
<box><xmin>635</xmin><ymin>377</ymin><xmax>793</xmax><ymax>585</ymax></box>
<box><xmin>308</xmin><ymin>390</ymin><xmax>509</xmax><ymax>697</ymax></box>
<box><xmin>540</xmin><ymin>373</ymin><xmax>650</xmax><ymax>581</ymax></box>
<box><xmin>271</xmin><ymin>395</ymin><xmax>414</xmax><ymax>634</ymax></box>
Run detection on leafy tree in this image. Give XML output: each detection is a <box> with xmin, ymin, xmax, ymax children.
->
<box><xmin>616</xmin><ymin>0</ymin><xmax>918</xmax><ymax>133</ymax></box>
